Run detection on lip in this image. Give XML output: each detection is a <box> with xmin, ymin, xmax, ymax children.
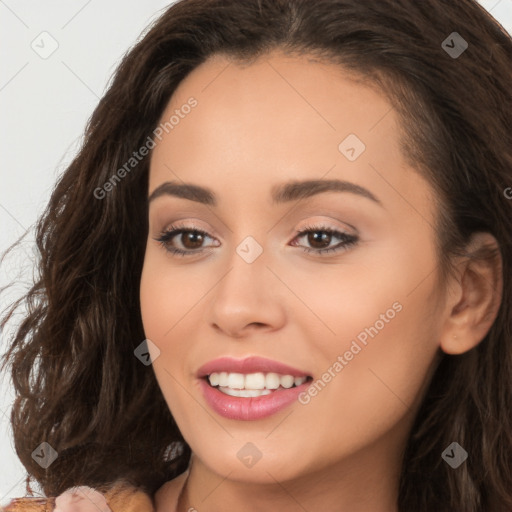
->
<box><xmin>197</xmin><ymin>356</ymin><xmax>312</xmax><ymax>421</ymax></box>
<box><xmin>199</xmin><ymin>378</ymin><xmax>312</xmax><ymax>421</ymax></box>
<box><xmin>196</xmin><ymin>356</ymin><xmax>310</xmax><ymax>378</ymax></box>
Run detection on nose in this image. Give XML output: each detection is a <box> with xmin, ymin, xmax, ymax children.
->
<box><xmin>208</xmin><ymin>243</ymin><xmax>287</xmax><ymax>339</ymax></box>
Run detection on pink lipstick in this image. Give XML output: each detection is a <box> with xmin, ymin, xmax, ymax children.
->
<box><xmin>197</xmin><ymin>356</ymin><xmax>312</xmax><ymax>421</ymax></box>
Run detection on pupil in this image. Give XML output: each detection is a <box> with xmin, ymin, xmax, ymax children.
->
<box><xmin>309</xmin><ymin>231</ymin><xmax>330</xmax><ymax>248</ymax></box>
<box><xmin>183</xmin><ymin>232</ymin><xmax>203</xmax><ymax>249</ymax></box>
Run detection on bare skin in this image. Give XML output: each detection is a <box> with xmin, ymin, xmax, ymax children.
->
<box><xmin>140</xmin><ymin>51</ymin><xmax>502</xmax><ymax>512</ymax></box>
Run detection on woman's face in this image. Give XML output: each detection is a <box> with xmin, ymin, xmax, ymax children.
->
<box><xmin>140</xmin><ymin>51</ymin><xmax>448</xmax><ymax>484</ymax></box>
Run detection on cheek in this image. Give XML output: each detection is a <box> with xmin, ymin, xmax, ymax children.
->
<box><xmin>139</xmin><ymin>252</ymin><xmax>206</xmax><ymax>418</ymax></box>
<box><xmin>139</xmin><ymin>249</ymin><xmax>205</xmax><ymax>341</ymax></box>
<box><xmin>295</xmin><ymin>276</ymin><xmax>441</xmax><ymax>461</ymax></box>
<box><xmin>287</xmin><ymin>242</ymin><xmax>441</xmax><ymax>448</ymax></box>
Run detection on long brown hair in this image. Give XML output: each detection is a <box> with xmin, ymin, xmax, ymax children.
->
<box><xmin>1</xmin><ymin>0</ymin><xmax>511</xmax><ymax>510</ymax></box>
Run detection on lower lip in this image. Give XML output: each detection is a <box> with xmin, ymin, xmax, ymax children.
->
<box><xmin>199</xmin><ymin>378</ymin><xmax>311</xmax><ymax>420</ymax></box>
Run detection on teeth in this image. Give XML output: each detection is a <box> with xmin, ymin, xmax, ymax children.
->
<box><xmin>207</xmin><ymin>372</ymin><xmax>308</xmax><ymax>391</ymax></box>
<box><xmin>265</xmin><ymin>372</ymin><xmax>280</xmax><ymax>389</ymax></box>
<box><xmin>245</xmin><ymin>372</ymin><xmax>266</xmax><ymax>389</ymax></box>
<box><xmin>280</xmin><ymin>375</ymin><xmax>294</xmax><ymax>389</ymax></box>
<box><xmin>294</xmin><ymin>376</ymin><xmax>306</xmax><ymax>386</ymax></box>
<box><xmin>219</xmin><ymin>372</ymin><xmax>229</xmax><ymax>387</ymax></box>
<box><xmin>209</xmin><ymin>373</ymin><xmax>220</xmax><ymax>386</ymax></box>
<box><xmin>227</xmin><ymin>372</ymin><xmax>245</xmax><ymax>389</ymax></box>
<box><xmin>219</xmin><ymin>387</ymin><xmax>273</xmax><ymax>397</ymax></box>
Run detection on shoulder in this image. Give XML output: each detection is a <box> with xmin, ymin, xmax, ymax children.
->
<box><xmin>0</xmin><ymin>480</ymin><xmax>155</xmax><ymax>512</ymax></box>
<box><xmin>0</xmin><ymin>497</ymin><xmax>55</xmax><ymax>511</ymax></box>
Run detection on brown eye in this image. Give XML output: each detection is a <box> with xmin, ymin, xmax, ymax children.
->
<box><xmin>306</xmin><ymin>231</ymin><xmax>333</xmax><ymax>249</ymax></box>
<box><xmin>291</xmin><ymin>225</ymin><xmax>358</xmax><ymax>256</ymax></box>
<box><xmin>179</xmin><ymin>231</ymin><xmax>205</xmax><ymax>250</ymax></box>
<box><xmin>155</xmin><ymin>225</ymin><xmax>218</xmax><ymax>256</ymax></box>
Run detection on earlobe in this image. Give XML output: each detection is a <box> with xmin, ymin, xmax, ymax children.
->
<box><xmin>439</xmin><ymin>232</ymin><xmax>503</xmax><ymax>355</ymax></box>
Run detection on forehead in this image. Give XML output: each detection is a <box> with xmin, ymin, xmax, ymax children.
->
<box><xmin>147</xmin><ymin>50</ymin><xmax>434</xmax><ymax>223</ymax></box>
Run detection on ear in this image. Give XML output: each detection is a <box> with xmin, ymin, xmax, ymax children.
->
<box><xmin>439</xmin><ymin>232</ymin><xmax>503</xmax><ymax>355</ymax></box>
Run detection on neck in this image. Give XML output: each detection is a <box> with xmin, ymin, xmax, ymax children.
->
<box><xmin>176</xmin><ymin>426</ymin><xmax>407</xmax><ymax>512</ymax></box>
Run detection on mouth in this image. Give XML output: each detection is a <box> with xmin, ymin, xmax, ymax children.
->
<box><xmin>204</xmin><ymin>372</ymin><xmax>313</xmax><ymax>398</ymax></box>
<box><xmin>196</xmin><ymin>356</ymin><xmax>313</xmax><ymax>421</ymax></box>
<box><xmin>196</xmin><ymin>356</ymin><xmax>314</xmax><ymax>419</ymax></box>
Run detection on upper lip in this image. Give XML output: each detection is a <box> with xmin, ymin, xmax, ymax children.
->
<box><xmin>197</xmin><ymin>356</ymin><xmax>311</xmax><ymax>378</ymax></box>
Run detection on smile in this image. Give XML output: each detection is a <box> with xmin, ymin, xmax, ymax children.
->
<box><xmin>207</xmin><ymin>372</ymin><xmax>309</xmax><ymax>397</ymax></box>
<box><xmin>196</xmin><ymin>356</ymin><xmax>314</xmax><ymax>420</ymax></box>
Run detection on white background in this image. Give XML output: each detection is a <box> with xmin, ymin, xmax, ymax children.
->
<box><xmin>0</xmin><ymin>0</ymin><xmax>511</xmax><ymax>504</ymax></box>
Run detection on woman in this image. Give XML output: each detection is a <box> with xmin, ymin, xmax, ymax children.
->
<box><xmin>1</xmin><ymin>0</ymin><xmax>511</xmax><ymax>510</ymax></box>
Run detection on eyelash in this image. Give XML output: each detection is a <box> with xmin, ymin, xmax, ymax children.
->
<box><xmin>154</xmin><ymin>223</ymin><xmax>358</xmax><ymax>257</ymax></box>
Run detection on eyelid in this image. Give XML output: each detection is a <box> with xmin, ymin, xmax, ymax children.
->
<box><xmin>158</xmin><ymin>218</ymin><xmax>216</xmax><ymax>236</ymax></box>
<box><xmin>154</xmin><ymin>218</ymin><xmax>359</xmax><ymax>258</ymax></box>
<box><xmin>155</xmin><ymin>217</ymin><xmax>355</xmax><ymax>242</ymax></box>
<box><xmin>294</xmin><ymin>215</ymin><xmax>358</xmax><ymax>235</ymax></box>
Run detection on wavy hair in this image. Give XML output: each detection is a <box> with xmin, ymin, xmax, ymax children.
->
<box><xmin>1</xmin><ymin>0</ymin><xmax>511</xmax><ymax>510</ymax></box>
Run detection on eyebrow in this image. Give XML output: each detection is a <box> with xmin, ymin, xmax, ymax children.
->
<box><xmin>148</xmin><ymin>179</ymin><xmax>382</xmax><ymax>207</ymax></box>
